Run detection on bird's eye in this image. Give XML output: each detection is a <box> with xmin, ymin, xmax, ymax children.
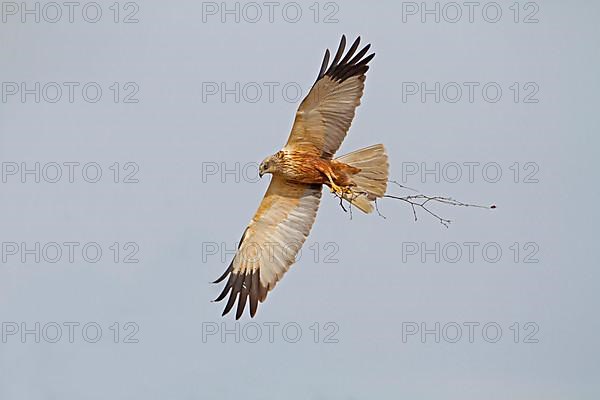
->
<box><xmin>263</xmin><ymin>162</ymin><xmax>269</xmax><ymax>169</ymax></box>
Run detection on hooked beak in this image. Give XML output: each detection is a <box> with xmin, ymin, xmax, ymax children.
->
<box><xmin>259</xmin><ymin>171</ymin><xmax>264</xmax><ymax>178</ymax></box>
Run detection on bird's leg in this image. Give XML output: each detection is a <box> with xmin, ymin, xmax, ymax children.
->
<box><xmin>324</xmin><ymin>171</ymin><xmax>343</xmax><ymax>195</ymax></box>
<box><xmin>316</xmin><ymin>162</ymin><xmax>355</xmax><ymax>200</ymax></box>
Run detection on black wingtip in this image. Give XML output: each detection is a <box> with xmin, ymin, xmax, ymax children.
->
<box><xmin>215</xmin><ymin>267</ymin><xmax>266</xmax><ymax>319</ymax></box>
<box><xmin>249</xmin><ymin>270</ymin><xmax>260</xmax><ymax>317</ymax></box>
<box><xmin>235</xmin><ymin>274</ymin><xmax>251</xmax><ymax>320</ymax></box>
<box><xmin>317</xmin><ymin>49</ymin><xmax>330</xmax><ymax>81</ymax></box>
<box><xmin>212</xmin><ymin>264</ymin><xmax>232</xmax><ymax>284</ymax></box>
<box><xmin>317</xmin><ymin>35</ymin><xmax>374</xmax><ymax>84</ymax></box>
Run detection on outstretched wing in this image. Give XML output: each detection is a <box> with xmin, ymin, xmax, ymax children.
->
<box><xmin>213</xmin><ymin>177</ymin><xmax>322</xmax><ymax>319</ymax></box>
<box><xmin>285</xmin><ymin>35</ymin><xmax>375</xmax><ymax>159</ymax></box>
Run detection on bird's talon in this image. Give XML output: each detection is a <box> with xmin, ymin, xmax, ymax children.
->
<box><xmin>330</xmin><ymin>184</ymin><xmax>352</xmax><ymax>199</ymax></box>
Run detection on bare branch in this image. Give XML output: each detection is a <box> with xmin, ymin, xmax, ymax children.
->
<box><xmin>388</xmin><ymin>180</ymin><xmax>418</xmax><ymax>193</ymax></box>
<box><xmin>374</xmin><ymin>198</ymin><xmax>386</xmax><ymax>219</ymax></box>
<box><xmin>332</xmin><ymin>180</ymin><xmax>495</xmax><ymax>227</ymax></box>
<box><xmin>384</xmin><ymin>193</ymin><xmax>495</xmax><ymax>227</ymax></box>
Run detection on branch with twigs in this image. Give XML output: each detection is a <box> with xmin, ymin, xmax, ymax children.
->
<box><xmin>336</xmin><ymin>180</ymin><xmax>496</xmax><ymax>227</ymax></box>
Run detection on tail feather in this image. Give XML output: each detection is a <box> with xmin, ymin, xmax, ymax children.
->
<box><xmin>335</xmin><ymin>144</ymin><xmax>388</xmax><ymax>213</ymax></box>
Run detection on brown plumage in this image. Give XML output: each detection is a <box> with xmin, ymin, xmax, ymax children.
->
<box><xmin>213</xmin><ymin>35</ymin><xmax>389</xmax><ymax>319</ymax></box>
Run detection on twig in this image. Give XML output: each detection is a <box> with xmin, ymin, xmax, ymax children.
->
<box><xmin>374</xmin><ymin>198</ymin><xmax>386</xmax><ymax>219</ymax></box>
<box><xmin>383</xmin><ymin>194</ymin><xmax>495</xmax><ymax>228</ymax></box>
<box><xmin>388</xmin><ymin>180</ymin><xmax>418</xmax><ymax>192</ymax></box>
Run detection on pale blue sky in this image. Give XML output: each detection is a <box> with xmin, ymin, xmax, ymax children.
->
<box><xmin>1</xmin><ymin>1</ymin><xmax>599</xmax><ymax>398</ymax></box>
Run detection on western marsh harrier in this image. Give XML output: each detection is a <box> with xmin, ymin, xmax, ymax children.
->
<box><xmin>214</xmin><ymin>35</ymin><xmax>388</xmax><ymax>319</ymax></box>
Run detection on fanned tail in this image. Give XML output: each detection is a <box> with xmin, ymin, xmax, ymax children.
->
<box><xmin>335</xmin><ymin>144</ymin><xmax>389</xmax><ymax>213</ymax></box>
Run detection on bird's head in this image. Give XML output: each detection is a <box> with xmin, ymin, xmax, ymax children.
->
<box><xmin>258</xmin><ymin>151</ymin><xmax>284</xmax><ymax>178</ymax></box>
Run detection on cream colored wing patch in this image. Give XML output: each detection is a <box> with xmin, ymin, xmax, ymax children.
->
<box><xmin>285</xmin><ymin>35</ymin><xmax>375</xmax><ymax>159</ymax></box>
<box><xmin>213</xmin><ymin>176</ymin><xmax>322</xmax><ymax>319</ymax></box>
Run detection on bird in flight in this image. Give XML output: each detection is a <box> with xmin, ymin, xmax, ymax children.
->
<box><xmin>213</xmin><ymin>35</ymin><xmax>388</xmax><ymax>319</ymax></box>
